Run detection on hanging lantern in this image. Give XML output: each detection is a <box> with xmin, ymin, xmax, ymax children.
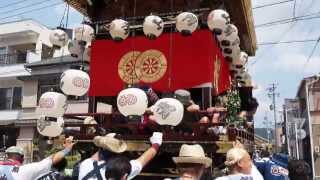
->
<box><xmin>223</xmin><ymin>45</ymin><xmax>240</xmax><ymax>62</ymax></box>
<box><xmin>229</xmin><ymin>64</ymin><xmax>238</xmax><ymax>73</ymax></box>
<box><xmin>68</xmin><ymin>40</ymin><xmax>85</xmax><ymax>58</ymax></box>
<box><xmin>240</xmin><ymin>72</ymin><xmax>252</xmax><ymax>87</ymax></box>
<box><xmin>37</xmin><ymin>116</ymin><xmax>64</xmax><ymax>137</ymax></box>
<box><xmin>109</xmin><ymin>19</ymin><xmax>130</xmax><ymax>41</ymax></box>
<box><xmin>37</xmin><ymin>92</ymin><xmax>67</xmax><ymax>118</ymax></box>
<box><xmin>49</xmin><ymin>29</ymin><xmax>69</xmax><ymax>47</ymax></box>
<box><xmin>60</xmin><ymin>69</ymin><xmax>90</xmax><ymax>96</ymax></box>
<box><xmin>74</xmin><ymin>24</ymin><xmax>94</xmax><ymax>43</ymax></box>
<box><xmin>143</xmin><ymin>15</ymin><xmax>164</xmax><ymax>39</ymax></box>
<box><xmin>151</xmin><ymin>98</ymin><xmax>184</xmax><ymax>126</ymax></box>
<box><xmin>117</xmin><ymin>88</ymin><xmax>148</xmax><ymax>116</ymax></box>
<box><xmin>233</xmin><ymin>51</ymin><xmax>248</xmax><ymax>68</ymax></box>
<box><xmin>207</xmin><ymin>9</ymin><xmax>230</xmax><ymax>35</ymax></box>
<box><xmin>220</xmin><ymin>24</ymin><xmax>238</xmax><ymax>46</ymax></box>
<box><xmin>234</xmin><ymin>69</ymin><xmax>245</xmax><ymax>80</ymax></box>
<box><xmin>176</xmin><ymin>12</ymin><xmax>198</xmax><ymax>35</ymax></box>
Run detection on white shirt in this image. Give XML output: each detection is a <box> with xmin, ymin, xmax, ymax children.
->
<box><xmin>250</xmin><ymin>165</ymin><xmax>264</xmax><ymax>180</ymax></box>
<box><xmin>215</xmin><ymin>174</ymin><xmax>254</xmax><ymax>180</ymax></box>
<box><xmin>12</xmin><ymin>157</ymin><xmax>53</xmax><ymax>180</ymax></box>
<box><xmin>215</xmin><ymin>166</ymin><xmax>263</xmax><ymax>180</ymax></box>
<box><xmin>78</xmin><ymin>158</ymin><xmax>142</xmax><ymax>180</ymax></box>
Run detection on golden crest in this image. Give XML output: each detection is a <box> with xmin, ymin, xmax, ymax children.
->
<box><xmin>118</xmin><ymin>51</ymin><xmax>141</xmax><ymax>84</ymax></box>
<box><xmin>135</xmin><ymin>49</ymin><xmax>167</xmax><ymax>83</ymax></box>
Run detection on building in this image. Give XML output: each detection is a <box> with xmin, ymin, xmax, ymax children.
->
<box><xmin>0</xmin><ymin>20</ymin><xmax>53</xmax><ymax>159</ymax></box>
<box><xmin>295</xmin><ymin>76</ymin><xmax>320</xmax><ymax>178</ymax></box>
<box><xmin>0</xmin><ymin>19</ymin><xmax>89</xmax><ymax>162</ymax></box>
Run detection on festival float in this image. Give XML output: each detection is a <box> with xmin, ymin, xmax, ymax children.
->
<box><xmin>38</xmin><ymin>0</ymin><xmax>258</xmax><ymax>178</ymax></box>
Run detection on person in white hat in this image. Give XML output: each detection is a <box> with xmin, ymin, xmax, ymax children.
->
<box><xmin>78</xmin><ymin>132</ymin><xmax>163</xmax><ymax>180</ymax></box>
<box><xmin>0</xmin><ymin>136</ymin><xmax>75</xmax><ymax>180</ymax></box>
<box><xmin>172</xmin><ymin>144</ymin><xmax>212</xmax><ymax>180</ymax></box>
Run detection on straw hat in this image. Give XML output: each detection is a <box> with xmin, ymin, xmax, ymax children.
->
<box><xmin>93</xmin><ymin>134</ymin><xmax>127</xmax><ymax>153</ymax></box>
<box><xmin>173</xmin><ymin>144</ymin><xmax>212</xmax><ymax>168</ymax></box>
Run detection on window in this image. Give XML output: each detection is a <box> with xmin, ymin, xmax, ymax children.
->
<box><xmin>0</xmin><ymin>47</ymin><xmax>6</xmax><ymax>65</ymax></box>
<box><xmin>0</xmin><ymin>87</ymin><xmax>22</xmax><ymax>110</ymax></box>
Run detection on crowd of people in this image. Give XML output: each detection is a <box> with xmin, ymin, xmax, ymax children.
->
<box><xmin>0</xmin><ymin>133</ymin><xmax>312</xmax><ymax>180</ymax></box>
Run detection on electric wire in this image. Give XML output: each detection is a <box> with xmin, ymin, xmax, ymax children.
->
<box><xmin>302</xmin><ymin>37</ymin><xmax>320</xmax><ymax>72</ymax></box>
<box><xmin>0</xmin><ymin>0</ymin><xmax>32</xmax><ymax>9</ymax></box>
<box><xmin>0</xmin><ymin>0</ymin><xmax>55</xmax><ymax>15</ymax></box>
<box><xmin>255</xmin><ymin>12</ymin><xmax>320</xmax><ymax>28</ymax></box>
<box><xmin>293</xmin><ymin>0</ymin><xmax>297</xmax><ymax>18</ymax></box>
<box><xmin>258</xmin><ymin>39</ymin><xmax>319</xmax><ymax>45</ymax></box>
<box><xmin>0</xmin><ymin>2</ymin><xmax>63</xmax><ymax>22</ymax></box>
<box><xmin>253</xmin><ymin>0</ymin><xmax>294</xmax><ymax>10</ymax></box>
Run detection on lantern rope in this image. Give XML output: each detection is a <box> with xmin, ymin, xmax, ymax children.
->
<box><xmin>167</xmin><ymin>0</ymin><xmax>174</xmax><ymax>89</ymax></box>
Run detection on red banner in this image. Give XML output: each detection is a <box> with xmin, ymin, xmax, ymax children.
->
<box><xmin>89</xmin><ymin>30</ymin><xmax>230</xmax><ymax>96</ymax></box>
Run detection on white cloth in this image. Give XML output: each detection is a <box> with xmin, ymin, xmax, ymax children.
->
<box><xmin>149</xmin><ymin>132</ymin><xmax>163</xmax><ymax>145</ymax></box>
<box><xmin>215</xmin><ymin>174</ymin><xmax>254</xmax><ymax>180</ymax></box>
<box><xmin>78</xmin><ymin>158</ymin><xmax>142</xmax><ymax>180</ymax></box>
<box><xmin>251</xmin><ymin>165</ymin><xmax>264</xmax><ymax>180</ymax></box>
<box><xmin>12</xmin><ymin>157</ymin><xmax>53</xmax><ymax>180</ymax></box>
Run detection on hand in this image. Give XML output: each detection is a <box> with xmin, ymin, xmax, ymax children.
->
<box><xmin>63</xmin><ymin>136</ymin><xmax>75</xmax><ymax>150</ymax></box>
<box><xmin>150</xmin><ymin>132</ymin><xmax>163</xmax><ymax>146</ymax></box>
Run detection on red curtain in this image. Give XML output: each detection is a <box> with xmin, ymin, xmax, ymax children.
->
<box><xmin>89</xmin><ymin>30</ymin><xmax>230</xmax><ymax>96</ymax></box>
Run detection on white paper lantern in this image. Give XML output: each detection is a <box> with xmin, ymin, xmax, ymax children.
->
<box><xmin>233</xmin><ymin>51</ymin><xmax>248</xmax><ymax>68</ymax></box>
<box><xmin>241</xmin><ymin>73</ymin><xmax>252</xmax><ymax>87</ymax></box>
<box><xmin>109</xmin><ymin>19</ymin><xmax>130</xmax><ymax>41</ymax></box>
<box><xmin>37</xmin><ymin>92</ymin><xmax>67</xmax><ymax>118</ymax></box>
<box><xmin>37</xmin><ymin>116</ymin><xmax>64</xmax><ymax>137</ymax></box>
<box><xmin>143</xmin><ymin>15</ymin><xmax>164</xmax><ymax>39</ymax></box>
<box><xmin>176</xmin><ymin>12</ymin><xmax>198</xmax><ymax>35</ymax></box>
<box><xmin>68</xmin><ymin>40</ymin><xmax>85</xmax><ymax>58</ymax></box>
<box><xmin>234</xmin><ymin>69</ymin><xmax>245</xmax><ymax>80</ymax></box>
<box><xmin>220</xmin><ymin>24</ymin><xmax>238</xmax><ymax>46</ymax></box>
<box><xmin>151</xmin><ymin>98</ymin><xmax>184</xmax><ymax>126</ymax></box>
<box><xmin>207</xmin><ymin>9</ymin><xmax>230</xmax><ymax>34</ymax></box>
<box><xmin>60</xmin><ymin>69</ymin><xmax>90</xmax><ymax>96</ymax></box>
<box><xmin>223</xmin><ymin>45</ymin><xmax>240</xmax><ymax>62</ymax></box>
<box><xmin>229</xmin><ymin>64</ymin><xmax>237</xmax><ymax>73</ymax></box>
<box><xmin>74</xmin><ymin>24</ymin><xmax>94</xmax><ymax>43</ymax></box>
<box><xmin>49</xmin><ymin>29</ymin><xmax>69</xmax><ymax>47</ymax></box>
<box><xmin>117</xmin><ymin>88</ymin><xmax>148</xmax><ymax>116</ymax></box>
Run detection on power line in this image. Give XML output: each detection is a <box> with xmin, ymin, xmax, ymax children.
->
<box><xmin>250</xmin><ymin>22</ymin><xmax>298</xmax><ymax>66</ymax></box>
<box><xmin>0</xmin><ymin>2</ymin><xmax>64</xmax><ymax>22</ymax></box>
<box><xmin>293</xmin><ymin>0</ymin><xmax>297</xmax><ymax>18</ymax></box>
<box><xmin>253</xmin><ymin>0</ymin><xmax>294</xmax><ymax>9</ymax></box>
<box><xmin>255</xmin><ymin>12</ymin><xmax>320</xmax><ymax>28</ymax></box>
<box><xmin>302</xmin><ymin>37</ymin><xmax>320</xmax><ymax>71</ymax></box>
<box><xmin>0</xmin><ymin>0</ymin><xmax>32</xmax><ymax>9</ymax></box>
<box><xmin>258</xmin><ymin>39</ymin><xmax>318</xmax><ymax>45</ymax></box>
<box><xmin>0</xmin><ymin>0</ymin><xmax>55</xmax><ymax>15</ymax></box>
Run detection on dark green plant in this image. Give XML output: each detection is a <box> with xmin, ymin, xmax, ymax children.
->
<box><xmin>218</xmin><ymin>89</ymin><xmax>243</xmax><ymax>126</ymax></box>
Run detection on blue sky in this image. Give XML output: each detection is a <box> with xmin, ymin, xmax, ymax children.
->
<box><xmin>0</xmin><ymin>0</ymin><xmax>319</xmax><ymax>128</ymax></box>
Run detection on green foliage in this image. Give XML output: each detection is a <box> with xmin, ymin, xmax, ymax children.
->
<box><xmin>217</xmin><ymin>89</ymin><xmax>243</xmax><ymax>126</ymax></box>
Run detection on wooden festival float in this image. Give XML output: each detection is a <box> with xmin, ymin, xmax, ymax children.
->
<box><xmin>40</xmin><ymin>0</ymin><xmax>258</xmax><ymax>178</ymax></box>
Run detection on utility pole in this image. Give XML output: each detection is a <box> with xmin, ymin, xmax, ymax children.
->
<box><xmin>267</xmin><ymin>83</ymin><xmax>280</xmax><ymax>153</ymax></box>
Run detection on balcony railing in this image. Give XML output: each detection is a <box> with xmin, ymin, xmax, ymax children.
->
<box><xmin>0</xmin><ymin>53</ymin><xmax>27</xmax><ymax>65</ymax></box>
